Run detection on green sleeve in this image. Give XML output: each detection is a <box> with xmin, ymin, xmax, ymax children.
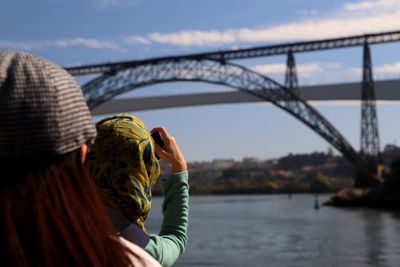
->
<box><xmin>145</xmin><ymin>171</ymin><xmax>189</xmax><ymax>267</ymax></box>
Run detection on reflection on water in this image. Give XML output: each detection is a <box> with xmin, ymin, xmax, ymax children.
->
<box><xmin>363</xmin><ymin>211</ymin><xmax>385</xmax><ymax>266</ymax></box>
<box><xmin>363</xmin><ymin>210</ymin><xmax>400</xmax><ymax>267</ymax></box>
<box><xmin>146</xmin><ymin>194</ymin><xmax>400</xmax><ymax>267</ymax></box>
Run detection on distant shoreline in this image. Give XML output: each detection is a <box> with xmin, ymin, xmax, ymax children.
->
<box><xmin>153</xmin><ymin>191</ymin><xmax>333</xmax><ymax>197</ymax></box>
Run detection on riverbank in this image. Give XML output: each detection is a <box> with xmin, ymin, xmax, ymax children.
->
<box><xmin>325</xmin><ymin>168</ymin><xmax>400</xmax><ymax>210</ymax></box>
<box><xmin>153</xmin><ymin>148</ymin><xmax>400</xmax><ymax>206</ymax></box>
<box><xmin>147</xmin><ymin>194</ymin><xmax>400</xmax><ymax>267</ymax></box>
<box><xmin>324</xmin><ymin>187</ymin><xmax>399</xmax><ymax>210</ymax></box>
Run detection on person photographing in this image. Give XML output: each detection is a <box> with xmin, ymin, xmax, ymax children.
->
<box><xmin>86</xmin><ymin>113</ymin><xmax>189</xmax><ymax>267</ymax></box>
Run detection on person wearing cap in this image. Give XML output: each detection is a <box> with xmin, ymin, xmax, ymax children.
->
<box><xmin>86</xmin><ymin>113</ymin><xmax>189</xmax><ymax>267</ymax></box>
<box><xmin>0</xmin><ymin>52</ymin><xmax>160</xmax><ymax>267</ymax></box>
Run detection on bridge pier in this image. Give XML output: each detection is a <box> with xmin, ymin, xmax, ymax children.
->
<box><xmin>285</xmin><ymin>50</ymin><xmax>300</xmax><ymax>96</ymax></box>
<box><xmin>357</xmin><ymin>42</ymin><xmax>382</xmax><ymax>188</ymax></box>
<box><xmin>354</xmin><ymin>160</ymin><xmax>383</xmax><ymax>188</ymax></box>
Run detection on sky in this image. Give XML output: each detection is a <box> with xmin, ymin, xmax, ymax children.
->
<box><xmin>1</xmin><ymin>0</ymin><xmax>400</xmax><ymax>162</ymax></box>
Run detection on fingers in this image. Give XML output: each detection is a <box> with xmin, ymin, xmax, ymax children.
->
<box><xmin>151</xmin><ymin>127</ymin><xmax>173</xmax><ymax>147</ymax></box>
<box><xmin>150</xmin><ymin>126</ymin><xmax>187</xmax><ymax>173</ymax></box>
<box><xmin>151</xmin><ymin>127</ymin><xmax>169</xmax><ymax>139</ymax></box>
<box><xmin>151</xmin><ymin>127</ymin><xmax>172</xmax><ymax>159</ymax></box>
<box><xmin>154</xmin><ymin>143</ymin><xmax>168</xmax><ymax>159</ymax></box>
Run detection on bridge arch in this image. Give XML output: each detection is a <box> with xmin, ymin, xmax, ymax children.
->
<box><xmin>83</xmin><ymin>58</ymin><xmax>360</xmax><ymax>165</ymax></box>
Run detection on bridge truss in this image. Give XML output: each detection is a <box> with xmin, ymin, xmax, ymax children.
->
<box><xmin>66</xmin><ymin>30</ymin><xmax>400</xmax><ymax>187</ymax></box>
<box><xmin>66</xmin><ymin>30</ymin><xmax>400</xmax><ymax>76</ymax></box>
<box><xmin>83</xmin><ymin>58</ymin><xmax>361</xmax><ymax>166</ymax></box>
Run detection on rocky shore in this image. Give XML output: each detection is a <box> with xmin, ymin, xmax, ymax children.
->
<box><xmin>325</xmin><ymin>187</ymin><xmax>399</xmax><ymax>210</ymax></box>
<box><xmin>325</xmin><ymin>160</ymin><xmax>400</xmax><ymax>210</ymax></box>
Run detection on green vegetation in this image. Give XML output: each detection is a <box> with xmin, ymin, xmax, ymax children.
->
<box><xmin>153</xmin><ymin>144</ymin><xmax>400</xmax><ymax>196</ymax></box>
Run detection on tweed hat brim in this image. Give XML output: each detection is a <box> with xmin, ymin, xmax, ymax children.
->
<box><xmin>0</xmin><ymin>51</ymin><xmax>96</xmax><ymax>158</ymax></box>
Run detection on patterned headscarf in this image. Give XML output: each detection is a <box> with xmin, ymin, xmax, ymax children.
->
<box><xmin>86</xmin><ymin>113</ymin><xmax>160</xmax><ymax>231</ymax></box>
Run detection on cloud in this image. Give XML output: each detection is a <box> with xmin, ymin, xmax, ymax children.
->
<box><xmin>6</xmin><ymin>0</ymin><xmax>398</xmax><ymax>55</ymax></box>
<box><xmin>51</xmin><ymin>38</ymin><xmax>120</xmax><ymax>50</ymax></box>
<box><xmin>251</xmin><ymin>63</ymin><xmax>286</xmax><ymax>74</ymax></box>
<box><xmin>125</xmin><ymin>0</ymin><xmax>400</xmax><ymax>46</ymax></box>
<box><xmin>350</xmin><ymin>67</ymin><xmax>362</xmax><ymax>76</ymax></box>
<box><xmin>351</xmin><ymin>61</ymin><xmax>400</xmax><ymax>78</ymax></box>
<box><xmin>375</xmin><ymin>61</ymin><xmax>400</xmax><ymax>74</ymax></box>
<box><xmin>343</xmin><ymin>0</ymin><xmax>398</xmax><ymax>11</ymax></box>
<box><xmin>296</xmin><ymin>9</ymin><xmax>319</xmax><ymax>16</ymax></box>
<box><xmin>124</xmin><ymin>36</ymin><xmax>150</xmax><ymax>45</ymax></box>
<box><xmin>94</xmin><ymin>0</ymin><xmax>138</xmax><ymax>8</ymax></box>
<box><xmin>251</xmin><ymin>62</ymin><xmax>336</xmax><ymax>78</ymax></box>
<box><xmin>0</xmin><ymin>40</ymin><xmax>41</xmax><ymax>50</ymax></box>
<box><xmin>0</xmin><ymin>38</ymin><xmax>121</xmax><ymax>51</ymax></box>
<box><xmin>147</xmin><ymin>30</ymin><xmax>237</xmax><ymax>46</ymax></box>
<box><xmin>249</xmin><ymin>62</ymin><xmax>366</xmax><ymax>85</ymax></box>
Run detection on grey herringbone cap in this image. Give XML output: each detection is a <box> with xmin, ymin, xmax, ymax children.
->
<box><xmin>0</xmin><ymin>51</ymin><xmax>96</xmax><ymax>158</ymax></box>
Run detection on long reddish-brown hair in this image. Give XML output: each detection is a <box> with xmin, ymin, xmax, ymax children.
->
<box><xmin>0</xmin><ymin>150</ymin><xmax>141</xmax><ymax>267</ymax></box>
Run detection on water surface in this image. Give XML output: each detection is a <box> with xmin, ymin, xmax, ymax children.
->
<box><xmin>147</xmin><ymin>194</ymin><xmax>400</xmax><ymax>267</ymax></box>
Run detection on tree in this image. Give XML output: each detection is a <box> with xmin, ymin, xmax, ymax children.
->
<box><xmin>309</xmin><ymin>173</ymin><xmax>331</xmax><ymax>193</ymax></box>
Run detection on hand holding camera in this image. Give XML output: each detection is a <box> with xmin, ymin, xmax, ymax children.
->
<box><xmin>151</xmin><ymin>127</ymin><xmax>187</xmax><ymax>173</ymax></box>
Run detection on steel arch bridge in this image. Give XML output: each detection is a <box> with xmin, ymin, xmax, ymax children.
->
<box><xmin>83</xmin><ymin>57</ymin><xmax>361</xmax><ymax>167</ymax></box>
<box><xmin>70</xmin><ymin>30</ymin><xmax>400</xmax><ymax>187</ymax></box>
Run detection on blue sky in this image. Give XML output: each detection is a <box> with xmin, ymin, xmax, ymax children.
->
<box><xmin>1</xmin><ymin>0</ymin><xmax>400</xmax><ymax>161</ymax></box>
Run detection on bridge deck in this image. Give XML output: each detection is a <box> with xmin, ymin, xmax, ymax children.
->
<box><xmin>92</xmin><ymin>79</ymin><xmax>400</xmax><ymax>115</ymax></box>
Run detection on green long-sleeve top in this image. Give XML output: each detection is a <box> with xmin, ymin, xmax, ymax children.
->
<box><xmin>107</xmin><ymin>171</ymin><xmax>189</xmax><ymax>267</ymax></box>
<box><xmin>145</xmin><ymin>171</ymin><xmax>189</xmax><ymax>266</ymax></box>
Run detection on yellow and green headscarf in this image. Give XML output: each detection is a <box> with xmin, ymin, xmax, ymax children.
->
<box><xmin>86</xmin><ymin>113</ymin><xmax>160</xmax><ymax>231</ymax></box>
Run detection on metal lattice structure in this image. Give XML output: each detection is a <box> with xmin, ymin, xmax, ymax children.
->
<box><xmin>360</xmin><ymin>43</ymin><xmax>381</xmax><ymax>161</ymax></box>
<box><xmin>82</xmin><ymin>58</ymin><xmax>361</xmax><ymax>166</ymax></box>
<box><xmin>285</xmin><ymin>50</ymin><xmax>300</xmax><ymax>96</ymax></box>
<box><xmin>65</xmin><ymin>30</ymin><xmax>400</xmax><ymax>186</ymax></box>
<box><xmin>66</xmin><ymin>30</ymin><xmax>400</xmax><ymax>76</ymax></box>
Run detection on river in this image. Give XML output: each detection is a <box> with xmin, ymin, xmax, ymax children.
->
<box><xmin>146</xmin><ymin>194</ymin><xmax>400</xmax><ymax>267</ymax></box>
